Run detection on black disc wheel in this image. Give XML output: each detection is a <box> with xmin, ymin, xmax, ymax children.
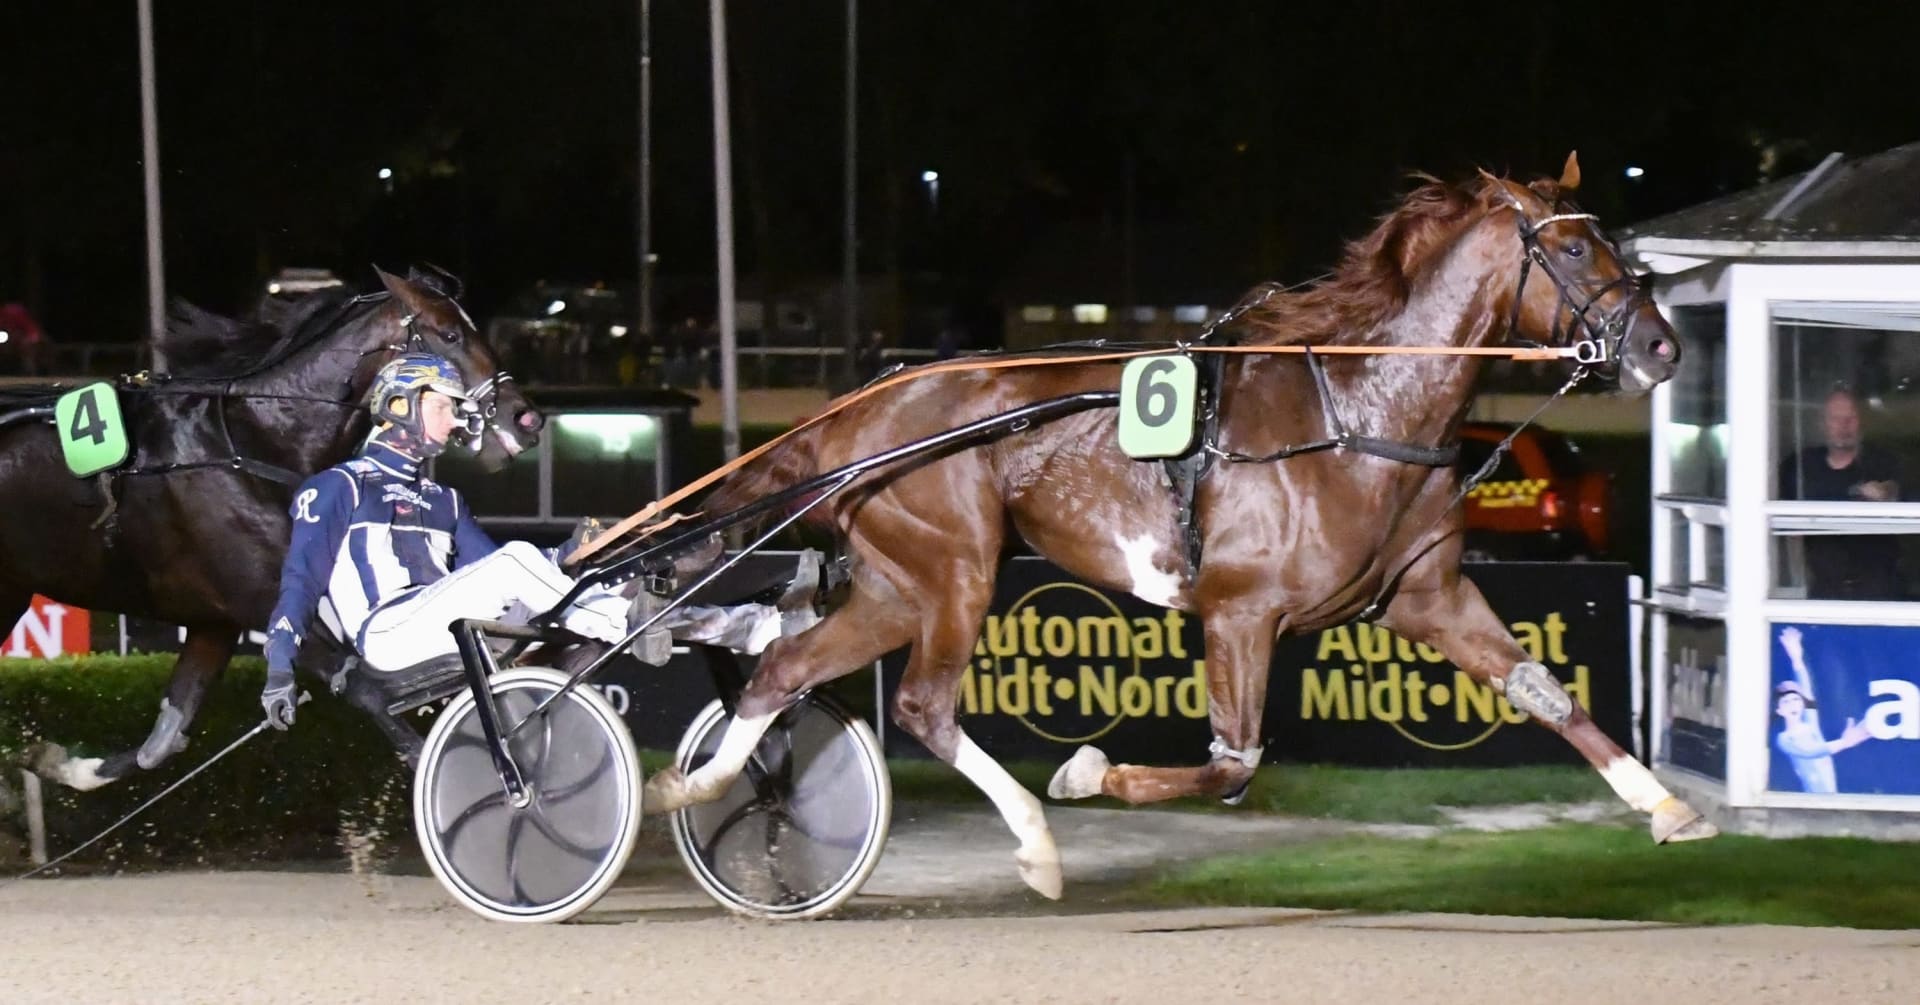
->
<box><xmin>413</xmin><ymin>667</ymin><xmax>642</xmax><ymax>923</ymax></box>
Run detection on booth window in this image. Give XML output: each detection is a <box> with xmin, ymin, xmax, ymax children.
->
<box><xmin>1665</xmin><ymin>305</ymin><xmax>1726</xmax><ymax>500</ymax></box>
<box><xmin>1769</xmin><ymin>302</ymin><xmax>1920</xmax><ymax>601</ymax></box>
<box><xmin>551</xmin><ymin>413</ymin><xmax>661</xmax><ymax>519</ymax></box>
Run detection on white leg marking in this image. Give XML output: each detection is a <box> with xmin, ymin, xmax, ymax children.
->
<box><xmin>1600</xmin><ymin>755</ymin><xmax>1672</xmax><ymax>813</ymax></box>
<box><xmin>648</xmin><ymin>711</ymin><xmax>777</xmax><ymax>811</ymax></box>
<box><xmin>1046</xmin><ymin>745</ymin><xmax>1112</xmax><ymax>800</ymax></box>
<box><xmin>54</xmin><ymin>757</ymin><xmax>111</xmax><ymax>792</ymax></box>
<box><xmin>1115</xmin><ymin>533</ymin><xmax>1182</xmax><ymax>607</ymax></box>
<box><xmin>955</xmin><ymin>734</ymin><xmax>1062</xmax><ymax>899</ymax></box>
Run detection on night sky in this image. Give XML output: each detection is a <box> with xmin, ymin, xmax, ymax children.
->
<box><xmin>4</xmin><ymin>1</ymin><xmax>1918</xmax><ymax>348</ymax></box>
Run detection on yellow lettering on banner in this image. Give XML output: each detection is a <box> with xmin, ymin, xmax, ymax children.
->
<box><xmin>1456</xmin><ymin>671</ymin><xmax>1496</xmax><ymax>722</ymax></box>
<box><xmin>1019</xmin><ymin>607</ymin><xmax>1044</xmax><ymax>656</ymax></box>
<box><xmin>1120</xmin><ymin>675</ymin><xmax>1154</xmax><ymax>717</ymax></box>
<box><xmin>1077</xmin><ymin>616</ymin><xmax>1131</xmax><ymax>658</ymax></box>
<box><xmin>1302</xmin><ymin>667</ymin><xmax>1350</xmax><ymax>720</ymax></box>
<box><xmin>1041</xmin><ymin>617</ymin><xmax>1074</xmax><ymax>658</ymax></box>
<box><xmin>1081</xmin><ymin>665</ymin><xmax>1117</xmax><ymax>717</ymax></box>
<box><xmin>1318</xmin><ymin>625</ymin><xmax>1357</xmax><ymax>662</ymax></box>
<box><xmin>1358</xmin><ymin>624</ymin><xmax>1393</xmax><ymax>662</ymax></box>
<box><xmin>1130</xmin><ymin>617</ymin><xmax>1165</xmax><ymax>659</ymax></box>
<box><xmin>1030</xmin><ymin>663</ymin><xmax>1056</xmax><ymax>715</ymax></box>
<box><xmin>977</xmin><ymin>617</ymin><xmax>1018</xmax><ymax>658</ymax></box>
<box><xmin>1545</xmin><ymin>612</ymin><xmax>1570</xmax><ymax>665</ymax></box>
<box><xmin>1368</xmin><ymin>662</ymin><xmax>1404</xmax><ymax>722</ymax></box>
<box><xmin>1512</xmin><ymin>620</ymin><xmax>1545</xmax><ymax>662</ymax></box>
<box><xmin>1164</xmin><ymin>610</ymin><xmax>1189</xmax><ymax>659</ymax></box>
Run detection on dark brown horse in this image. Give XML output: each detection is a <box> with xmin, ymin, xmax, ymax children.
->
<box><xmin>641</xmin><ymin>155</ymin><xmax>1712</xmax><ymax>899</ymax></box>
<box><xmin>0</xmin><ymin>269</ymin><xmax>541</xmax><ymax>790</ymax></box>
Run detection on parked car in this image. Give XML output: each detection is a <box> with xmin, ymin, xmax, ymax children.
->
<box><xmin>1456</xmin><ymin>422</ymin><xmax>1613</xmax><ymax>561</ymax></box>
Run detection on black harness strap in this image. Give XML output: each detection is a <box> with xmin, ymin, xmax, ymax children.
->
<box><xmin>1161</xmin><ymin>344</ymin><xmax>1467</xmax><ymax>578</ymax></box>
<box><xmin>1162</xmin><ymin>340</ymin><xmax>1230</xmax><ymax>572</ymax></box>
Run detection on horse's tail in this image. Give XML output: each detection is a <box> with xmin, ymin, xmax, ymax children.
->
<box><xmin>699</xmin><ymin>420</ymin><xmax>832</xmax><ymax>533</ymax></box>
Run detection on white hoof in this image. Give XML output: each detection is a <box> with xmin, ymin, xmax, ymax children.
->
<box><xmin>1014</xmin><ymin>843</ymin><xmax>1063</xmax><ymax>900</ymax></box>
<box><xmin>34</xmin><ymin>744</ymin><xmax>112</xmax><ymax>792</ymax></box>
<box><xmin>1651</xmin><ymin>797</ymin><xmax>1720</xmax><ymax>843</ymax></box>
<box><xmin>1046</xmin><ymin>746</ymin><xmax>1111</xmax><ymax>801</ymax></box>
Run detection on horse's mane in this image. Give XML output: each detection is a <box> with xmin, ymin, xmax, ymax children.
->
<box><xmin>155</xmin><ymin>266</ymin><xmax>462</xmax><ymax>377</ymax></box>
<box><xmin>158</xmin><ymin>288</ymin><xmax>357</xmax><ymax>377</ymax></box>
<box><xmin>1234</xmin><ymin>172</ymin><xmax>1520</xmax><ymax>347</ymax></box>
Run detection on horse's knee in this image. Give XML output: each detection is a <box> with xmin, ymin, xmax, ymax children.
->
<box><xmin>890</xmin><ymin>691</ymin><xmax>956</xmax><ymax>759</ymax></box>
<box><xmin>1498</xmin><ymin>660</ymin><xmax>1573</xmax><ymax>728</ymax></box>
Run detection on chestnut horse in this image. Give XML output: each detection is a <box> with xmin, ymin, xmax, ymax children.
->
<box><xmin>645</xmin><ymin>155</ymin><xmax>1713</xmax><ymax>900</ymax></box>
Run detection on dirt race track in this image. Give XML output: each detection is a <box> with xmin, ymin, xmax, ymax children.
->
<box><xmin>2</xmin><ymin>806</ymin><xmax>1918</xmax><ymax>1004</ymax></box>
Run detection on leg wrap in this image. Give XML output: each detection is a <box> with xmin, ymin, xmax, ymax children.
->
<box><xmin>135</xmin><ymin>698</ymin><xmax>188</xmax><ymax>770</ymax></box>
<box><xmin>1208</xmin><ymin>737</ymin><xmax>1264</xmax><ymax>769</ymax></box>
<box><xmin>1502</xmin><ymin>661</ymin><xmax>1573</xmax><ymax>727</ymax></box>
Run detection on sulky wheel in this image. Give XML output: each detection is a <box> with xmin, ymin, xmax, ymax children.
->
<box><xmin>670</xmin><ymin>694</ymin><xmax>891</xmax><ymax>920</ymax></box>
<box><xmin>413</xmin><ymin>667</ymin><xmax>642</xmax><ymax>924</ymax></box>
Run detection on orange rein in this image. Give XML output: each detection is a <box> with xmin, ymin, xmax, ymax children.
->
<box><xmin>563</xmin><ymin>341</ymin><xmax>1579</xmax><ymax>566</ymax></box>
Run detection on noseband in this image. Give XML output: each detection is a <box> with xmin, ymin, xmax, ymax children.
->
<box><xmin>1502</xmin><ymin>207</ymin><xmax>1650</xmax><ymax>370</ymax></box>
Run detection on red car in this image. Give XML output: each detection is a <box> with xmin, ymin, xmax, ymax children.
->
<box><xmin>1455</xmin><ymin>422</ymin><xmax>1613</xmax><ymax>561</ymax></box>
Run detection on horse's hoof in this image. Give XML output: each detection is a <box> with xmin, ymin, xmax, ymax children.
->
<box><xmin>1046</xmin><ymin>746</ymin><xmax>1111</xmax><ymax>801</ymax></box>
<box><xmin>31</xmin><ymin>743</ymin><xmax>112</xmax><ymax>792</ymax></box>
<box><xmin>1651</xmin><ymin>797</ymin><xmax>1719</xmax><ymax>843</ymax></box>
<box><xmin>1014</xmin><ymin>843</ymin><xmax>1064</xmax><ymax>900</ymax></box>
<box><xmin>643</xmin><ymin>767</ymin><xmax>689</xmax><ymax>814</ymax></box>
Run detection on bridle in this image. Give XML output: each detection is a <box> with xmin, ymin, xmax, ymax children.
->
<box><xmin>1501</xmin><ymin>203</ymin><xmax>1651</xmax><ymax>372</ymax></box>
<box><xmin>369</xmin><ymin>308</ymin><xmax>519</xmax><ymax>451</ymax></box>
<box><xmin>93</xmin><ymin>292</ymin><xmax>520</xmax><ymax>488</ymax></box>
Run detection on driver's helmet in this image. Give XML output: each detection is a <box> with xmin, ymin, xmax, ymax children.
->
<box><xmin>366</xmin><ymin>352</ymin><xmax>479</xmax><ymax>447</ymax></box>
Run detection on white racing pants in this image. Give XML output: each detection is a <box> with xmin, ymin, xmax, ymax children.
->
<box><xmin>357</xmin><ymin>540</ymin><xmax>783</xmax><ymax>673</ymax></box>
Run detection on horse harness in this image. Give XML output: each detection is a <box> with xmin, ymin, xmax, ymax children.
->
<box><xmin>1162</xmin><ymin>203</ymin><xmax>1630</xmax><ymax>595</ymax></box>
<box><xmin>56</xmin><ymin>293</ymin><xmax>514</xmax><ymax>533</ymax></box>
<box><xmin>1161</xmin><ymin>335</ymin><xmax>1465</xmax><ymax>576</ymax></box>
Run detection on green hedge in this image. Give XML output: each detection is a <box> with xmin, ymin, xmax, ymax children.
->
<box><xmin>0</xmin><ymin>654</ymin><xmax>412</xmax><ymax>871</ymax></box>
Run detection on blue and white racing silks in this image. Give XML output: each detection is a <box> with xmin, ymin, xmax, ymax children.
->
<box><xmin>264</xmin><ymin>441</ymin><xmax>501</xmax><ymax>673</ymax></box>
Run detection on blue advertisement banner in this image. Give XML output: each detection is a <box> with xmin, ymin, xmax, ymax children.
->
<box><xmin>1768</xmin><ymin>622</ymin><xmax>1920</xmax><ymax>796</ymax></box>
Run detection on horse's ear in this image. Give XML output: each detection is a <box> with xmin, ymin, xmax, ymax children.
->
<box><xmin>375</xmin><ymin>266</ymin><xmax>434</xmax><ymax>317</ymax></box>
<box><xmin>1480</xmin><ymin>172</ymin><xmax>1534</xmax><ymax>212</ymax></box>
<box><xmin>1558</xmin><ymin>150</ymin><xmax>1581</xmax><ymax>192</ymax></box>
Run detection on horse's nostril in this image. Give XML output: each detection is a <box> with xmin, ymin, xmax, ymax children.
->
<box><xmin>517</xmin><ymin>410</ymin><xmax>544</xmax><ymax>433</ymax></box>
<box><xmin>1650</xmin><ymin>338</ymin><xmax>1674</xmax><ymax>360</ymax></box>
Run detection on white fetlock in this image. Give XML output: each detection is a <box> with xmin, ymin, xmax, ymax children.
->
<box><xmin>1046</xmin><ymin>745</ymin><xmax>1111</xmax><ymax>800</ymax></box>
<box><xmin>1014</xmin><ymin>841</ymin><xmax>1064</xmax><ymax>900</ymax></box>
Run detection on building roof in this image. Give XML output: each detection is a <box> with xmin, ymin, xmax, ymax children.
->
<box><xmin>1619</xmin><ymin>140</ymin><xmax>1920</xmax><ymax>265</ymax></box>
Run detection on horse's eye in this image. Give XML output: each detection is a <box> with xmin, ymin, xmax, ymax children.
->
<box><xmin>1565</xmin><ymin>240</ymin><xmax>1587</xmax><ymax>260</ymax></box>
<box><xmin>440</xmin><ymin>327</ymin><xmax>463</xmax><ymax>344</ymax></box>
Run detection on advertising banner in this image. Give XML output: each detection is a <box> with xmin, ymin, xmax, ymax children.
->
<box><xmin>1767</xmin><ymin>622</ymin><xmax>1920</xmax><ymax>796</ymax></box>
<box><xmin>880</xmin><ymin>558</ymin><xmax>1634</xmax><ymax>767</ymax></box>
<box><xmin>1661</xmin><ymin>614</ymin><xmax>1729</xmax><ymax>781</ymax></box>
<box><xmin>5</xmin><ymin>595</ymin><xmax>91</xmax><ymax>659</ymax></box>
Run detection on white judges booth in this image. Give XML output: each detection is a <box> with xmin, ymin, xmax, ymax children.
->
<box><xmin>1623</xmin><ymin>141</ymin><xmax>1920</xmax><ymax>837</ymax></box>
